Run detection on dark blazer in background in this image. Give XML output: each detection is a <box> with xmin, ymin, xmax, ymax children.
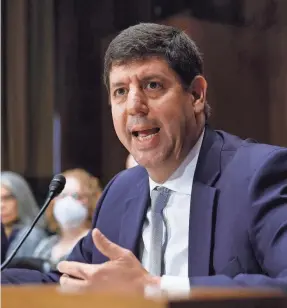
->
<box><xmin>1</xmin><ymin>223</ymin><xmax>8</xmax><ymax>262</ymax></box>
<box><xmin>2</xmin><ymin>127</ymin><xmax>287</xmax><ymax>289</ymax></box>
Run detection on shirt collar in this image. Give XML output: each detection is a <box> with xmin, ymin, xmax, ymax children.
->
<box><xmin>149</xmin><ymin>129</ymin><xmax>205</xmax><ymax>195</ymax></box>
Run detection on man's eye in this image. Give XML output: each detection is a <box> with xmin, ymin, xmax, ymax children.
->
<box><xmin>114</xmin><ymin>88</ymin><xmax>127</xmax><ymax>96</ymax></box>
<box><xmin>146</xmin><ymin>81</ymin><xmax>162</xmax><ymax>90</ymax></box>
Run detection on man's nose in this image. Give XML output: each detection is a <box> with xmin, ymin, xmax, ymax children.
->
<box><xmin>126</xmin><ymin>88</ymin><xmax>148</xmax><ymax>116</ymax></box>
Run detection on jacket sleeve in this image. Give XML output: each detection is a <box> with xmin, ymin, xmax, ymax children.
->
<box><xmin>189</xmin><ymin>148</ymin><xmax>287</xmax><ymax>291</ymax></box>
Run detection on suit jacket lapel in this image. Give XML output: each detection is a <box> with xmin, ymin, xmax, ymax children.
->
<box><xmin>188</xmin><ymin>126</ymin><xmax>223</xmax><ymax>276</ymax></box>
<box><xmin>118</xmin><ymin>173</ymin><xmax>150</xmax><ymax>257</ymax></box>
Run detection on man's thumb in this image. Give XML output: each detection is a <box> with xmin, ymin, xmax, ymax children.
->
<box><xmin>92</xmin><ymin>228</ymin><xmax>125</xmax><ymax>260</ymax></box>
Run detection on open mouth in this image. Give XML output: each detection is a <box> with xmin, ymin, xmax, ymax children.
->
<box><xmin>132</xmin><ymin>127</ymin><xmax>160</xmax><ymax>140</ymax></box>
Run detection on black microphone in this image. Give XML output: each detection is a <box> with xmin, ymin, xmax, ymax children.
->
<box><xmin>1</xmin><ymin>174</ymin><xmax>66</xmax><ymax>271</ymax></box>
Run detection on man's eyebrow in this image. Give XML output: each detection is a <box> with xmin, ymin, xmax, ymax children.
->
<box><xmin>110</xmin><ymin>82</ymin><xmax>126</xmax><ymax>89</ymax></box>
<box><xmin>110</xmin><ymin>74</ymin><xmax>167</xmax><ymax>89</ymax></box>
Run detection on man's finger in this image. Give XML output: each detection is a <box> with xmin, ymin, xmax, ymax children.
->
<box><xmin>59</xmin><ymin>274</ymin><xmax>90</xmax><ymax>292</ymax></box>
<box><xmin>92</xmin><ymin>228</ymin><xmax>127</xmax><ymax>261</ymax></box>
<box><xmin>57</xmin><ymin>261</ymin><xmax>98</xmax><ymax>279</ymax></box>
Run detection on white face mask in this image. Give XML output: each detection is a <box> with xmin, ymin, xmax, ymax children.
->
<box><xmin>53</xmin><ymin>196</ymin><xmax>88</xmax><ymax>230</ymax></box>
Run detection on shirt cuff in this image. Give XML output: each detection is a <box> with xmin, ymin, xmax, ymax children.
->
<box><xmin>160</xmin><ymin>275</ymin><xmax>190</xmax><ymax>296</ymax></box>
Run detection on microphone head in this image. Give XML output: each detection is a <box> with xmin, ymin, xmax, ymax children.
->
<box><xmin>49</xmin><ymin>174</ymin><xmax>66</xmax><ymax>197</ymax></box>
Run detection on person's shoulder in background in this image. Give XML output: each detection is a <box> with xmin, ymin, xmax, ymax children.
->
<box><xmin>1</xmin><ymin>223</ymin><xmax>9</xmax><ymax>262</ymax></box>
<box><xmin>6</xmin><ymin>225</ymin><xmax>48</xmax><ymax>259</ymax></box>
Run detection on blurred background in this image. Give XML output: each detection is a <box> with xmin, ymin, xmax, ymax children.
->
<box><xmin>1</xmin><ymin>0</ymin><xmax>287</xmax><ymax>204</ymax></box>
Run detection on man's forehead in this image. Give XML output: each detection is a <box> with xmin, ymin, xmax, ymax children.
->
<box><xmin>109</xmin><ymin>58</ymin><xmax>170</xmax><ymax>84</ymax></box>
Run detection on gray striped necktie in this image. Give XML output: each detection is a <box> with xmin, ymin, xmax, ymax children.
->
<box><xmin>149</xmin><ymin>186</ymin><xmax>171</xmax><ymax>276</ymax></box>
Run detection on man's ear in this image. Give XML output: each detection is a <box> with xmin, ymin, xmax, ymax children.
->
<box><xmin>189</xmin><ymin>76</ymin><xmax>207</xmax><ymax>115</ymax></box>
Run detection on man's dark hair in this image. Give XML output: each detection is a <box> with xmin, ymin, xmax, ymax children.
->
<box><xmin>104</xmin><ymin>23</ymin><xmax>211</xmax><ymax>118</ymax></box>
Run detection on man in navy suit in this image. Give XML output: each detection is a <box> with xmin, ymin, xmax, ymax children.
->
<box><xmin>2</xmin><ymin>23</ymin><xmax>287</xmax><ymax>294</ymax></box>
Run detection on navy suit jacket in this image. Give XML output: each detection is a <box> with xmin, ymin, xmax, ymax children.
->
<box><xmin>2</xmin><ymin>127</ymin><xmax>287</xmax><ymax>289</ymax></box>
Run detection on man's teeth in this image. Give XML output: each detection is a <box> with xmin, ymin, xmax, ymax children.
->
<box><xmin>137</xmin><ymin>133</ymin><xmax>157</xmax><ymax>141</ymax></box>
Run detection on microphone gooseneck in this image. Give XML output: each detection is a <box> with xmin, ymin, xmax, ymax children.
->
<box><xmin>1</xmin><ymin>174</ymin><xmax>66</xmax><ymax>271</ymax></box>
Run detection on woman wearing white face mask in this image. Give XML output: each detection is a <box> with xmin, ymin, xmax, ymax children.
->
<box><xmin>33</xmin><ymin>169</ymin><xmax>102</xmax><ymax>271</ymax></box>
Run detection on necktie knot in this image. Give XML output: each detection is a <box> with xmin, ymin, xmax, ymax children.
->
<box><xmin>151</xmin><ymin>186</ymin><xmax>171</xmax><ymax>213</ymax></box>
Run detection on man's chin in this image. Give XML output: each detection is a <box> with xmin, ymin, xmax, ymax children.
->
<box><xmin>136</xmin><ymin>157</ymin><xmax>164</xmax><ymax>170</ymax></box>
<box><xmin>132</xmin><ymin>148</ymin><xmax>169</xmax><ymax>169</ymax></box>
